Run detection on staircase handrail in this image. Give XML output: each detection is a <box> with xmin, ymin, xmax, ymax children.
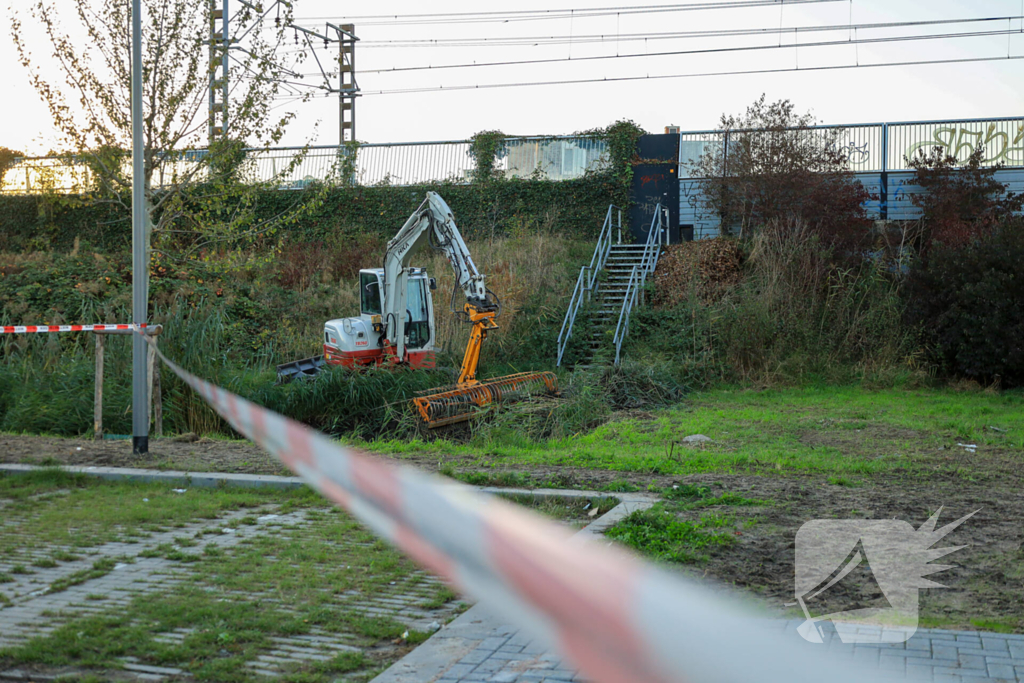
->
<box><xmin>612</xmin><ymin>205</ymin><xmax>668</xmax><ymax>365</ymax></box>
<box><xmin>556</xmin><ymin>205</ymin><xmax>621</xmax><ymax>366</ymax></box>
<box><xmin>611</xmin><ymin>265</ymin><xmax>642</xmax><ymax>366</ymax></box>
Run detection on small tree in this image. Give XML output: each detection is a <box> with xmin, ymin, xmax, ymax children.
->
<box><xmin>907</xmin><ymin>146</ymin><xmax>1023</xmax><ymax>253</ymax></box>
<box><xmin>11</xmin><ymin>0</ymin><xmax>332</xmax><ymax>260</ymax></box>
<box><xmin>691</xmin><ymin>96</ymin><xmax>870</xmax><ymax>247</ymax></box>
<box><xmin>0</xmin><ymin>147</ymin><xmax>23</xmax><ymax>189</ymax></box>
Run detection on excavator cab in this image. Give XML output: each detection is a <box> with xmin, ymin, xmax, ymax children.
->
<box><xmin>324</xmin><ymin>268</ymin><xmax>436</xmax><ymax>369</ymax></box>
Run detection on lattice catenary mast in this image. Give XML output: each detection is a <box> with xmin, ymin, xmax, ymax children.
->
<box><xmin>208</xmin><ymin>0</ymin><xmax>230</xmax><ymax>143</ymax></box>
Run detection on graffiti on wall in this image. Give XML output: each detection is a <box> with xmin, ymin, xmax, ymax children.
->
<box><xmin>906</xmin><ymin>122</ymin><xmax>1024</xmax><ymax>165</ymax></box>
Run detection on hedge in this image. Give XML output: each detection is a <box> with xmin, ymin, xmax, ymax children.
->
<box><xmin>0</xmin><ymin>174</ymin><xmax>619</xmax><ymax>252</ymax></box>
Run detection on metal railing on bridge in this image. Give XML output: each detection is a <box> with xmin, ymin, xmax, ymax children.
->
<box><xmin>1</xmin><ymin>136</ymin><xmax>610</xmax><ymax>194</ymax></box>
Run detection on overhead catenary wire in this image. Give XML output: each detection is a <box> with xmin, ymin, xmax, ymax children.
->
<box><xmin>353</xmin><ymin>25</ymin><xmax>1024</xmax><ymax>75</ymax></box>
<box><xmin>314</xmin><ymin>15</ymin><xmax>1024</xmax><ymax>49</ymax></box>
<box><xmin>359</xmin><ymin>54</ymin><xmax>1024</xmax><ymax>96</ymax></box>
<box><xmin>290</xmin><ymin>0</ymin><xmax>845</xmax><ymax>26</ymax></box>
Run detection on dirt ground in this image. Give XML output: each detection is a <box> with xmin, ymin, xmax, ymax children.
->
<box><xmin>2</xmin><ymin>432</ymin><xmax>1021</xmax><ymax>632</ymax></box>
<box><xmin>0</xmin><ymin>433</ymin><xmax>290</xmax><ymax>475</ymax></box>
<box><xmin>667</xmin><ymin>472</ymin><xmax>1024</xmax><ymax>631</ymax></box>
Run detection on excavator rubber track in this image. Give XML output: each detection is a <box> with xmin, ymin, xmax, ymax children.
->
<box><xmin>412</xmin><ymin>371</ymin><xmax>559</xmax><ymax>428</ymax></box>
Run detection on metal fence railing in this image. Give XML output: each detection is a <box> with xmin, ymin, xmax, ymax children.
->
<box><xmin>679</xmin><ymin>116</ymin><xmax>1024</xmax><ymax>177</ymax></box>
<box><xmin>0</xmin><ymin>135</ymin><xmax>610</xmax><ymax>194</ymax></box>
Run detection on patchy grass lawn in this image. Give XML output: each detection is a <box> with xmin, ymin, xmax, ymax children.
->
<box><xmin>377</xmin><ymin>386</ymin><xmax>1024</xmax><ymax>481</ymax></box>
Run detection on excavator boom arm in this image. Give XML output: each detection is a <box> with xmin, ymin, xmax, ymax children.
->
<box><xmin>378</xmin><ymin>191</ymin><xmax>559</xmax><ymax>428</ymax></box>
<box><xmin>383</xmin><ymin>192</ymin><xmax>486</xmax><ymax>359</ymax></box>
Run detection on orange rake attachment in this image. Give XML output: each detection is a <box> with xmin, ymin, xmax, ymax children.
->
<box><xmin>412</xmin><ymin>371</ymin><xmax>559</xmax><ymax>428</ymax></box>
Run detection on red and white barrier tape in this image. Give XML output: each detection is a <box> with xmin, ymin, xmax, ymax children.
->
<box><xmin>0</xmin><ymin>324</ymin><xmax>146</xmax><ymax>334</ymax></box>
<box><xmin>136</xmin><ymin>330</ymin><xmax>865</xmax><ymax>683</ymax></box>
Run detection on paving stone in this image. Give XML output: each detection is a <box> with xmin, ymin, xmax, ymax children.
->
<box><xmin>520</xmin><ymin>642</ymin><xmax>548</xmax><ymax>655</ymax></box>
<box><xmin>461</xmin><ymin>649</ymin><xmax>497</xmax><ymax>665</ymax></box>
<box><xmin>932</xmin><ymin>646</ymin><xmax>960</xmax><ymax>661</ymax></box>
<box><xmin>874</xmin><ymin>653</ymin><xmax>906</xmax><ymax>671</ymax></box>
<box><xmin>248</xmin><ymin>667</ymin><xmax>281</xmax><ymax>677</ymax></box>
<box><xmin>958</xmin><ymin>654</ymin><xmax>988</xmax><ymax>670</ymax></box>
<box><xmin>489</xmin><ymin>652</ymin><xmax>533</xmax><ymax>662</ymax></box>
<box><xmin>444</xmin><ymin>663</ymin><xmax>479</xmax><ymax>678</ymax></box>
<box><xmin>474</xmin><ymin>658</ymin><xmax>507</xmax><ymax>674</ymax></box>
<box><xmin>986</xmin><ymin>663</ymin><xmax>1016</xmax><ymax>680</ymax></box>
<box><xmin>983</xmin><ymin>657</ymin><xmax>1019</xmax><ymax>667</ymax></box>
<box><xmin>121</xmin><ymin>664</ymin><xmax>184</xmax><ymax>675</ymax></box>
<box><xmin>488</xmin><ymin>672</ymin><xmax>519</xmax><ymax>683</ymax></box>
<box><xmin>982</xmin><ymin>638</ymin><xmax>1010</xmax><ymax>651</ymax></box>
<box><xmin>906</xmin><ymin>664</ymin><xmax>934</xmax><ymax>679</ymax></box>
<box><xmin>478</xmin><ymin>636</ymin><xmax>511</xmax><ymax>651</ymax></box>
<box><xmin>906</xmin><ymin>656</ymin><xmax>943</xmax><ymax>669</ymax></box>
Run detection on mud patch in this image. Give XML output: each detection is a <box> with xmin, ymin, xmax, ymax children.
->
<box><xmin>639</xmin><ymin>473</ymin><xmax>1024</xmax><ymax>632</ymax></box>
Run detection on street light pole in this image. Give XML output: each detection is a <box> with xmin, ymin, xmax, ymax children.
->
<box><xmin>131</xmin><ymin>0</ymin><xmax>149</xmax><ymax>455</ymax></box>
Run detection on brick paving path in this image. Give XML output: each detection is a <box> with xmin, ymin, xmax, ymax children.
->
<box><xmin>0</xmin><ymin>503</ymin><xmax>460</xmax><ymax>681</ymax></box>
<box><xmin>382</xmin><ymin>609</ymin><xmax>1024</xmax><ymax>683</ymax></box>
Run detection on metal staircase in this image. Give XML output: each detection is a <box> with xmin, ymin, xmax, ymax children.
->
<box><xmin>557</xmin><ymin>204</ymin><xmax>669</xmax><ymax>367</ymax></box>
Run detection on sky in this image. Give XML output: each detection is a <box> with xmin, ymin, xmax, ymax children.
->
<box><xmin>3</xmin><ymin>0</ymin><xmax>1023</xmax><ymax>153</ymax></box>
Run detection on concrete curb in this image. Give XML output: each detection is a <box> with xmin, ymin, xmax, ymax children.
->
<box><xmin>0</xmin><ymin>463</ymin><xmax>306</xmax><ymax>489</ymax></box>
<box><xmin>0</xmin><ymin>466</ymin><xmax>658</xmax><ymax>505</ymax></box>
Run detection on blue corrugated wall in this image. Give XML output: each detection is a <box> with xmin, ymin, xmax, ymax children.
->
<box><xmin>680</xmin><ymin>169</ymin><xmax>1024</xmax><ymax>239</ymax></box>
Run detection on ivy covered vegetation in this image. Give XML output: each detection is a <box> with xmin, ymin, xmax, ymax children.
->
<box><xmin>0</xmin><ymin>174</ymin><xmax>617</xmax><ymax>253</ymax></box>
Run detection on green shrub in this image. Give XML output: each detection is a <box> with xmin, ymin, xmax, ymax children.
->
<box><xmin>905</xmin><ymin>219</ymin><xmax>1024</xmax><ymax>387</ymax></box>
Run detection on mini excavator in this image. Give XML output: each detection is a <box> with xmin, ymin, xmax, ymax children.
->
<box><xmin>318</xmin><ymin>192</ymin><xmax>557</xmax><ymax>428</ymax></box>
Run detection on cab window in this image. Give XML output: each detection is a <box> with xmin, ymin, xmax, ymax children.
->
<box><xmin>360</xmin><ymin>272</ymin><xmax>382</xmax><ymax>315</ymax></box>
<box><xmin>405</xmin><ymin>278</ymin><xmax>431</xmax><ymax>349</ymax></box>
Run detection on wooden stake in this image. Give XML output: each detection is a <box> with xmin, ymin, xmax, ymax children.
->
<box><xmin>153</xmin><ymin>338</ymin><xmax>163</xmax><ymax>437</ymax></box>
<box><xmin>94</xmin><ymin>333</ymin><xmax>104</xmax><ymax>439</ymax></box>
<box><xmin>147</xmin><ymin>340</ymin><xmax>156</xmax><ymax>437</ymax></box>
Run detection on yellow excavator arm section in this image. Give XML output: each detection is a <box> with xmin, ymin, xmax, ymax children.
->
<box><xmin>411</xmin><ymin>302</ymin><xmax>558</xmax><ymax>429</ymax></box>
<box><xmin>456</xmin><ymin>305</ymin><xmax>498</xmax><ymax>385</ymax></box>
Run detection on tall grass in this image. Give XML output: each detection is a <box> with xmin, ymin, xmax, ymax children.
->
<box><xmin>720</xmin><ymin>219</ymin><xmax>916</xmax><ymax>383</ymax></box>
<box><xmin>630</xmin><ymin>220</ymin><xmax>920</xmax><ymax>387</ymax></box>
<box><xmin>0</xmin><ymin>233</ymin><xmax>591</xmax><ymax>437</ymax></box>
